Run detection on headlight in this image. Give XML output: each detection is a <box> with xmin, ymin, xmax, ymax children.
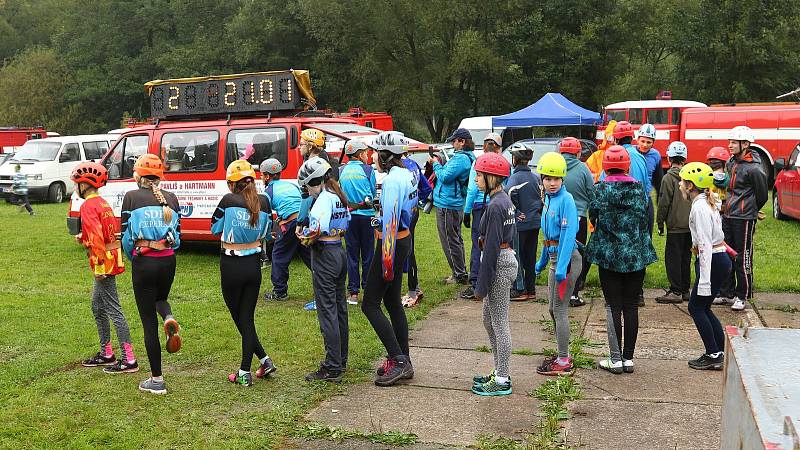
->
<box><xmin>27</xmin><ymin>174</ymin><xmax>43</xmax><ymax>180</ymax></box>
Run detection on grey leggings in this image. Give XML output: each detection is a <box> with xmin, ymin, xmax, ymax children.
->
<box><xmin>482</xmin><ymin>249</ymin><xmax>518</xmax><ymax>378</ymax></box>
<box><xmin>548</xmin><ymin>250</ymin><xmax>582</xmax><ymax>358</ymax></box>
<box><xmin>92</xmin><ymin>276</ymin><xmax>133</xmax><ymax>360</ymax></box>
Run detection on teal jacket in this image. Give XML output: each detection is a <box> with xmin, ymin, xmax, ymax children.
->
<box><xmin>433</xmin><ymin>150</ymin><xmax>475</xmax><ymax>209</ymax></box>
<box><xmin>585</xmin><ymin>175</ymin><xmax>657</xmax><ymax>273</ymax></box>
<box><xmin>562</xmin><ymin>153</ymin><xmax>594</xmax><ymax>217</ymax></box>
<box><xmin>535</xmin><ymin>186</ymin><xmax>579</xmax><ymax>282</ymax></box>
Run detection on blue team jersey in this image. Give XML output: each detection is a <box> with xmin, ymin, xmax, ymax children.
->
<box><xmin>339</xmin><ymin>160</ymin><xmax>377</xmax><ymax>216</ymax></box>
<box><xmin>210</xmin><ymin>193</ymin><xmax>272</xmax><ymax>256</ymax></box>
<box><xmin>121</xmin><ymin>187</ymin><xmax>181</xmax><ymax>260</ymax></box>
<box><xmin>264</xmin><ymin>180</ymin><xmax>302</xmax><ymax>220</ymax></box>
<box><xmin>536</xmin><ymin>186</ymin><xmax>579</xmax><ymax>281</ymax></box>
<box><xmin>378</xmin><ymin>165</ymin><xmax>416</xmax><ymax>280</ymax></box>
<box><xmin>307</xmin><ymin>189</ymin><xmax>350</xmax><ymax>238</ymax></box>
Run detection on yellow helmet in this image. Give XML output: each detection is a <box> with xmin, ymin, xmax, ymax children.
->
<box><xmin>537</xmin><ymin>152</ymin><xmax>567</xmax><ymax>178</ymax></box>
<box><xmin>301</xmin><ymin>129</ymin><xmax>325</xmax><ymax>147</ymax></box>
<box><xmin>226</xmin><ymin>159</ymin><xmax>256</xmax><ymax>182</ymax></box>
<box><xmin>679</xmin><ymin>161</ymin><xmax>714</xmax><ymax>189</ymax></box>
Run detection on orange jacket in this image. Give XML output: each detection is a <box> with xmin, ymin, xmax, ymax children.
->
<box><xmin>586</xmin><ymin>149</ymin><xmax>605</xmax><ymax>182</ymax></box>
<box><xmin>79</xmin><ymin>194</ymin><xmax>125</xmax><ymax>276</ymax></box>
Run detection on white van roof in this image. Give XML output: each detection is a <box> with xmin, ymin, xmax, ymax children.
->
<box><xmin>30</xmin><ymin>134</ymin><xmax>118</xmax><ymax>144</ymax></box>
<box><xmin>458</xmin><ymin>116</ymin><xmax>506</xmax><ymax>130</ymax></box>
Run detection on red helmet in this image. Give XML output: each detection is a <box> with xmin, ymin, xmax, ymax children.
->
<box><xmin>706</xmin><ymin>146</ymin><xmax>730</xmax><ymax>162</ymax></box>
<box><xmin>559</xmin><ymin>137</ymin><xmax>581</xmax><ymax>155</ymax></box>
<box><xmin>475</xmin><ymin>152</ymin><xmax>511</xmax><ymax>177</ymax></box>
<box><xmin>71</xmin><ymin>162</ymin><xmax>108</xmax><ymax>188</ymax></box>
<box><xmin>613</xmin><ymin>121</ymin><xmax>635</xmax><ymax>139</ymax></box>
<box><xmin>603</xmin><ymin>145</ymin><xmax>631</xmax><ymax>172</ymax></box>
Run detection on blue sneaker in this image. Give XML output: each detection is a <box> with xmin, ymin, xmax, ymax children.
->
<box><xmin>471</xmin><ymin>378</ymin><xmax>512</xmax><ymax>396</ymax></box>
<box><xmin>304</xmin><ymin>300</ymin><xmax>316</xmax><ymax>311</ymax></box>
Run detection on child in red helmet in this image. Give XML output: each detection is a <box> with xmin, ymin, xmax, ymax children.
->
<box><xmin>471</xmin><ymin>152</ymin><xmax>518</xmax><ymax>396</ymax></box>
<box><xmin>72</xmin><ymin>162</ymin><xmax>138</xmax><ymax>374</ymax></box>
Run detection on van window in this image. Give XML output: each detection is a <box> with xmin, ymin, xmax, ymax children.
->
<box><xmin>61</xmin><ymin>143</ymin><xmax>81</xmax><ymax>162</ymax></box>
<box><xmin>646</xmin><ymin>109</ymin><xmax>669</xmax><ymax>124</ymax></box>
<box><xmin>672</xmin><ymin>108</ymin><xmax>681</xmax><ymax>125</ymax></box>
<box><xmin>627</xmin><ymin>108</ymin><xmax>643</xmax><ymax>124</ymax></box>
<box><xmin>83</xmin><ymin>141</ymin><xmax>108</xmax><ymax>160</ymax></box>
<box><xmin>162</xmin><ymin>131</ymin><xmax>220</xmax><ymax>173</ymax></box>
<box><xmin>104</xmin><ymin>135</ymin><xmax>149</xmax><ymax>179</ymax></box>
<box><xmin>226</xmin><ymin>128</ymin><xmax>288</xmax><ymax>168</ymax></box>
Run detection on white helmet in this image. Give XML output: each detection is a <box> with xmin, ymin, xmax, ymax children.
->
<box><xmin>638</xmin><ymin>123</ymin><xmax>657</xmax><ymax>140</ymax></box>
<box><xmin>729</xmin><ymin>125</ymin><xmax>755</xmax><ymax>143</ymax></box>
<box><xmin>666</xmin><ymin>141</ymin><xmax>688</xmax><ymax>158</ymax></box>
<box><xmin>344</xmin><ymin>140</ymin><xmax>369</xmax><ymax>156</ymax></box>
<box><xmin>297</xmin><ymin>157</ymin><xmax>331</xmax><ymax>187</ymax></box>
<box><xmin>372</xmin><ymin>131</ymin><xmax>410</xmax><ymax>155</ymax></box>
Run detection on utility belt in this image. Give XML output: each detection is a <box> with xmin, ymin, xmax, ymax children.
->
<box><xmin>543</xmin><ymin>239</ymin><xmax>559</xmax><ymax>247</ymax></box>
<box><xmin>221</xmin><ymin>241</ymin><xmax>262</xmax><ymax>252</ymax></box>
<box><xmin>104</xmin><ymin>240</ymin><xmax>121</xmax><ymax>251</ymax></box>
<box><xmin>135</xmin><ymin>239</ymin><xmax>170</xmax><ymax>251</ymax></box>
<box><xmin>347</xmin><ymin>201</ymin><xmax>373</xmax><ymax>211</ymax></box>
<box><xmin>278</xmin><ymin>212</ymin><xmax>298</xmax><ymax>226</ymax></box>
<box><xmin>477</xmin><ymin>237</ymin><xmax>511</xmax><ymax>251</ymax></box>
<box><xmin>374</xmin><ymin>229</ymin><xmax>410</xmax><ymax>240</ymax></box>
<box><xmin>311</xmin><ymin>237</ymin><xmax>343</xmax><ymax>249</ymax></box>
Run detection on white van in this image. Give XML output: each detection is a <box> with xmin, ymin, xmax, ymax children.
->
<box><xmin>0</xmin><ymin>134</ymin><xmax>118</xmax><ymax>202</ymax></box>
<box><xmin>457</xmin><ymin>116</ymin><xmax>506</xmax><ymax>150</ymax></box>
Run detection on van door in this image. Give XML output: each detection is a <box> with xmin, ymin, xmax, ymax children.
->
<box><xmin>58</xmin><ymin>142</ymin><xmax>82</xmax><ymax>195</ymax></box>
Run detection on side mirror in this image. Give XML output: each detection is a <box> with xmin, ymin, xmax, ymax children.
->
<box><xmin>775</xmin><ymin>158</ymin><xmax>786</xmax><ymax>172</ymax></box>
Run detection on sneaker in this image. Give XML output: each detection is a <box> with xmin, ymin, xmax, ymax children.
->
<box><xmin>303</xmin><ymin>300</ymin><xmax>317</xmax><ymax>311</ymax></box>
<box><xmin>731</xmin><ymin>297</ymin><xmax>746</xmax><ymax>311</ymax></box>
<box><xmin>712</xmin><ymin>296</ymin><xmax>730</xmax><ymax>305</ymax></box>
<box><xmin>304</xmin><ymin>365</ymin><xmax>342</xmax><ymax>382</ymax></box>
<box><xmin>263</xmin><ymin>291</ymin><xmax>289</xmax><ymax>301</ymax></box>
<box><xmin>164</xmin><ymin>316</ymin><xmax>181</xmax><ymax>354</ymax></box>
<box><xmin>471</xmin><ymin>378</ymin><xmax>512</xmax><ymax>396</ymax></box>
<box><xmin>460</xmin><ymin>286</ymin><xmax>476</xmax><ymax>299</ymax></box>
<box><xmin>255</xmin><ymin>357</ymin><xmax>277</xmax><ymax>378</ymax></box>
<box><xmin>682</xmin><ymin>292</ymin><xmax>690</xmax><ymax>302</ymax></box>
<box><xmin>536</xmin><ymin>357</ymin><xmax>573</xmax><ymax>376</ymax></box>
<box><xmin>623</xmin><ymin>359</ymin><xmax>634</xmax><ymax>373</ymax></box>
<box><xmin>375</xmin><ymin>355</ymin><xmax>413</xmax><ymax>386</ymax></box>
<box><xmin>82</xmin><ymin>352</ymin><xmax>116</xmax><ymax>367</ymax></box>
<box><xmin>444</xmin><ymin>276</ymin><xmax>457</xmax><ymax>285</ymax></box>
<box><xmin>401</xmin><ymin>294</ymin><xmax>420</xmax><ymax>308</ymax></box>
<box><xmin>473</xmin><ymin>370</ymin><xmax>495</xmax><ymax>385</ymax></box>
<box><xmin>103</xmin><ymin>359</ymin><xmax>139</xmax><ymax>374</ymax></box>
<box><xmin>456</xmin><ymin>276</ymin><xmax>469</xmax><ymax>285</ymax></box>
<box><xmin>376</xmin><ymin>356</ymin><xmax>393</xmax><ymax>376</ymax></box>
<box><xmin>228</xmin><ymin>372</ymin><xmax>254</xmax><ymax>387</ymax></box>
<box><xmin>347</xmin><ymin>293</ymin><xmax>358</xmax><ymax>305</ymax></box>
<box><xmin>569</xmin><ymin>295</ymin><xmax>586</xmax><ymax>307</ymax></box>
<box><xmin>656</xmin><ymin>291</ymin><xmax>684</xmax><ymax>304</ymax></box>
<box><xmin>536</xmin><ymin>356</ymin><xmax>556</xmax><ymax>373</ymax></box>
<box><xmin>510</xmin><ymin>289</ymin><xmax>528</xmax><ymax>301</ymax></box>
<box><xmin>637</xmin><ymin>293</ymin><xmax>645</xmax><ymax>307</ymax></box>
<box><xmin>527</xmin><ymin>290</ymin><xmax>537</xmax><ymax>300</ymax></box>
<box><xmin>598</xmin><ymin>358</ymin><xmax>624</xmax><ymax>374</ymax></box>
<box><xmin>688</xmin><ymin>353</ymin><xmax>724</xmax><ymax>370</ymax></box>
<box><xmin>139</xmin><ymin>377</ymin><xmax>167</xmax><ymax>395</ymax></box>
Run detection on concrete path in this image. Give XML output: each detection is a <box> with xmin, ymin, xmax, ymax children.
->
<box><xmin>299</xmin><ymin>289</ymin><xmax>800</xmax><ymax>449</ymax></box>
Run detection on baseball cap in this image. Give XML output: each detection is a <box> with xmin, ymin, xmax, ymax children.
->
<box><xmin>484</xmin><ymin>132</ymin><xmax>502</xmax><ymax>146</ymax></box>
<box><xmin>445</xmin><ymin>128</ymin><xmax>472</xmax><ymax>142</ymax></box>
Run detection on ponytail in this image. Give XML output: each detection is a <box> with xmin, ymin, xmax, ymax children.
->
<box><xmin>231</xmin><ymin>178</ymin><xmax>260</xmax><ymax>227</ymax></box>
<box><xmin>325</xmin><ymin>178</ymin><xmax>349</xmax><ymax>207</ymax></box>
<box><xmin>139</xmin><ymin>176</ymin><xmax>172</xmax><ymax>224</ymax></box>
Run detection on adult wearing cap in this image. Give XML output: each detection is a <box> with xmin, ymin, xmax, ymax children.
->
<box><xmin>339</xmin><ymin>140</ymin><xmax>378</xmax><ymax>305</ymax></box>
<box><xmin>720</xmin><ymin>126</ymin><xmax>768</xmax><ymax>311</ymax></box>
<box><xmin>461</xmin><ymin>132</ymin><xmax>504</xmax><ymax>299</ymax></box>
<box><xmin>363</xmin><ymin>131</ymin><xmax>417</xmax><ymax>386</ymax></box>
<box><xmin>260</xmin><ymin>158</ymin><xmax>311</xmax><ymax>301</ymax></box>
<box><xmin>428</xmin><ymin>128</ymin><xmax>476</xmax><ymax>285</ymax></box>
<box><xmin>559</xmin><ymin>137</ymin><xmax>595</xmax><ymax>307</ymax></box>
<box><xmin>504</xmin><ymin>141</ymin><xmax>542</xmax><ymax>301</ymax></box>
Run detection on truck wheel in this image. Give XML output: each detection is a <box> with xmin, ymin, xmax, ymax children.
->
<box><xmin>48</xmin><ymin>182</ymin><xmax>65</xmax><ymax>203</ymax></box>
<box><xmin>757</xmin><ymin>151</ymin><xmax>773</xmax><ymax>188</ymax></box>
<box><xmin>773</xmin><ymin>190</ymin><xmax>788</xmax><ymax>220</ymax></box>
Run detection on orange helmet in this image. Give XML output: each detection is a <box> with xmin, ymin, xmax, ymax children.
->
<box><xmin>71</xmin><ymin>162</ymin><xmax>108</xmax><ymax>188</ymax></box>
<box><xmin>134</xmin><ymin>154</ymin><xmax>165</xmax><ymax>178</ymax></box>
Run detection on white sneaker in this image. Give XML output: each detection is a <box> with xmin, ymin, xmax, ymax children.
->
<box><xmin>731</xmin><ymin>297</ymin><xmax>746</xmax><ymax>311</ymax></box>
<box><xmin>712</xmin><ymin>296</ymin><xmax>729</xmax><ymax>305</ymax></box>
<box><xmin>623</xmin><ymin>359</ymin><xmax>634</xmax><ymax>373</ymax></box>
<box><xmin>598</xmin><ymin>358</ymin><xmax>623</xmax><ymax>374</ymax></box>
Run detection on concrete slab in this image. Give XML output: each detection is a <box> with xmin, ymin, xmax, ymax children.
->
<box><xmin>751</xmin><ymin>291</ymin><xmax>800</xmax><ymax>308</ymax></box>
<box><xmin>307</xmin><ymin>384</ymin><xmax>539</xmax><ymax>446</ymax></box>
<box><xmin>404</xmin><ymin>347</ymin><xmax>548</xmax><ymax>394</ymax></box>
<box><xmin>418</xmin><ymin>298</ymin><xmax>590</xmax><ymax>326</ymax></box>
<box><xmin>565</xmin><ymin>400</ymin><xmax>721</xmax><ymax>450</ymax></box>
<box><xmin>758</xmin><ymin>309</ymin><xmax>800</xmax><ymax>328</ymax></box>
<box><xmin>409</xmin><ymin>314</ymin><xmax>554</xmax><ymax>353</ymax></box>
<box><xmin>582</xmin><ymin>324</ymin><xmax>704</xmax><ymax>360</ymax></box>
<box><xmin>575</xmin><ymin>359</ymin><xmax>723</xmax><ymax>405</ymax></box>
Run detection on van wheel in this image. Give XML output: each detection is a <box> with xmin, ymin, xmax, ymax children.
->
<box><xmin>773</xmin><ymin>190</ymin><xmax>788</xmax><ymax>220</ymax></box>
<box><xmin>48</xmin><ymin>182</ymin><xmax>65</xmax><ymax>203</ymax></box>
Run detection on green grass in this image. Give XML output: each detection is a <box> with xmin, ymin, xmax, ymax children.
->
<box><xmin>0</xmin><ymin>203</ymin><xmax>459</xmax><ymax>448</ymax></box>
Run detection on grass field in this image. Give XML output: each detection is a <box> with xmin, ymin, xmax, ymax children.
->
<box><xmin>0</xmin><ymin>195</ymin><xmax>797</xmax><ymax>448</ymax></box>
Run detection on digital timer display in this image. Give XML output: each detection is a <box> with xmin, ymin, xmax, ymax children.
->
<box><xmin>145</xmin><ymin>70</ymin><xmax>312</xmax><ymax>119</ymax></box>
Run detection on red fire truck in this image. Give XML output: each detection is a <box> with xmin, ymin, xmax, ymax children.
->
<box><xmin>0</xmin><ymin>127</ymin><xmax>49</xmax><ymax>153</ymax></box>
<box><xmin>331</xmin><ymin>107</ymin><xmax>393</xmax><ymax>130</ymax></box>
<box><xmin>67</xmin><ymin>70</ymin><xmax>427</xmax><ymax>240</ymax></box>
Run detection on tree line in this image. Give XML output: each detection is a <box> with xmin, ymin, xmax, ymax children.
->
<box><xmin>1</xmin><ymin>0</ymin><xmax>799</xmax><ymax>141</ymax></box>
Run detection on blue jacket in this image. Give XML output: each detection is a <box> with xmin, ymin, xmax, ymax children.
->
<box><xmin>535</xmin><ymin>186</ymin><xmax>579</xmax><ymax>282</ymax></box>
<box><xmin>210</xmin><ymin>193</ymin><xmax>272</xmax><ymax>256</ymax></box>
<box><xmin>264</xmin><ymin>179</ymin><xmax>302</xmax><ymax>220</ymax></box>
<box><xmin>504</xmin><ymin>165</ymin><xmax>542</xmax><ymax>232</ymax></box>
<box><xmin>464</xmin><ymin>164</ymin><xmax>485</xmax><ymax>214</ymax></box>
<box><xmin>121</xmin><ymin>187</ymin><xmax>181</xmax><ymax>260</ymax></box>
<box><xmin>339</xmin><ymin>160</ymin><xmax>377</xmax><ymax>216</ymax></box>
<box><xmin>403</xmin><ymin>157</ymin><xmax>432</xmax><ymax>203</ymax></box>
<box><xmin>563</xmin><ymin>153</ymin><xmax>594</xmax><ymax>217</ymax></box>
<box><xmin>305</xmin><ymin>189</ymin><xmax>350</xmax><ymax>238</ymax></box>
<box><xmin>432</xmin><ymin>150</ymin><xmax>475</xmax><ymax>209</ymax></box>
<box><xmin>376</xmin><ymin>165</ymin><xmax>416</xmax><ymax>280</ymax></box>
<box><xmin>641</xmin><ymin>148</ymin><xmax>662</xmax><ymax>193</ymax></box>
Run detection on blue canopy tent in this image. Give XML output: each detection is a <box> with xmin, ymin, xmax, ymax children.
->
<box><xmin>492</xmin><ymin>93</ymin><xmax>600</xmax><ymax>128</ymax></box>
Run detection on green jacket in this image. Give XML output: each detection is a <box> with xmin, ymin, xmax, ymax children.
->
<box><xmin>585</xmin><ymin>177</ymin><xmax>657</xmax><ymax>273</ymax></box>
<box><xmin>656</xmin><ymin>167</ymin><xmax>691</xmax><ymax>233</ymax></box>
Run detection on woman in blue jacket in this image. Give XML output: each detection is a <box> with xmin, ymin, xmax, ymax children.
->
<box><xmin>212</xmin><ymin>160</ymin><xmax>275</xmax><ymax>387</ymax></box>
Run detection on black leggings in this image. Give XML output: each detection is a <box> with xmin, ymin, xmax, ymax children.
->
<box><xmin>221</xmin><ymin>253</ymin><xmax>266</xmax><ymax>372</ymax></box>
<box><xmin>407</xmin><ymin>211</ymin><xmax>419</xmax><ymax>292</ymax></box>
<box><xmin>362</xmin><ymin>236</ymin><xmax>411</xmax><ymax>359</ymax></box>
<box><xmin>599</xmin><ymin>267</ymin><xmax>645</xmax><ymax>360</ymax></box>
<box><xmin>132</xmin><ymin>254</ymin><xmax>176</xmax><ymax>377</ymax></box>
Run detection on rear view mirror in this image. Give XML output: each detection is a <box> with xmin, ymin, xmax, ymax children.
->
<box><xmin>775</xmin><ymin>158</ymin><xmax>786</xmax><ymax>172</ymax></box>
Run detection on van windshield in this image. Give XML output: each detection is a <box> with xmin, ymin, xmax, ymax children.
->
<box><xmin>468</xmin><ymin>129</ymin><xmax>493</xmax><ymax>146</ymax></box>
<box><xmin>11</xmin><ymin>142</ymin><xmax>62</xmax><ymax>161</ymax></box>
